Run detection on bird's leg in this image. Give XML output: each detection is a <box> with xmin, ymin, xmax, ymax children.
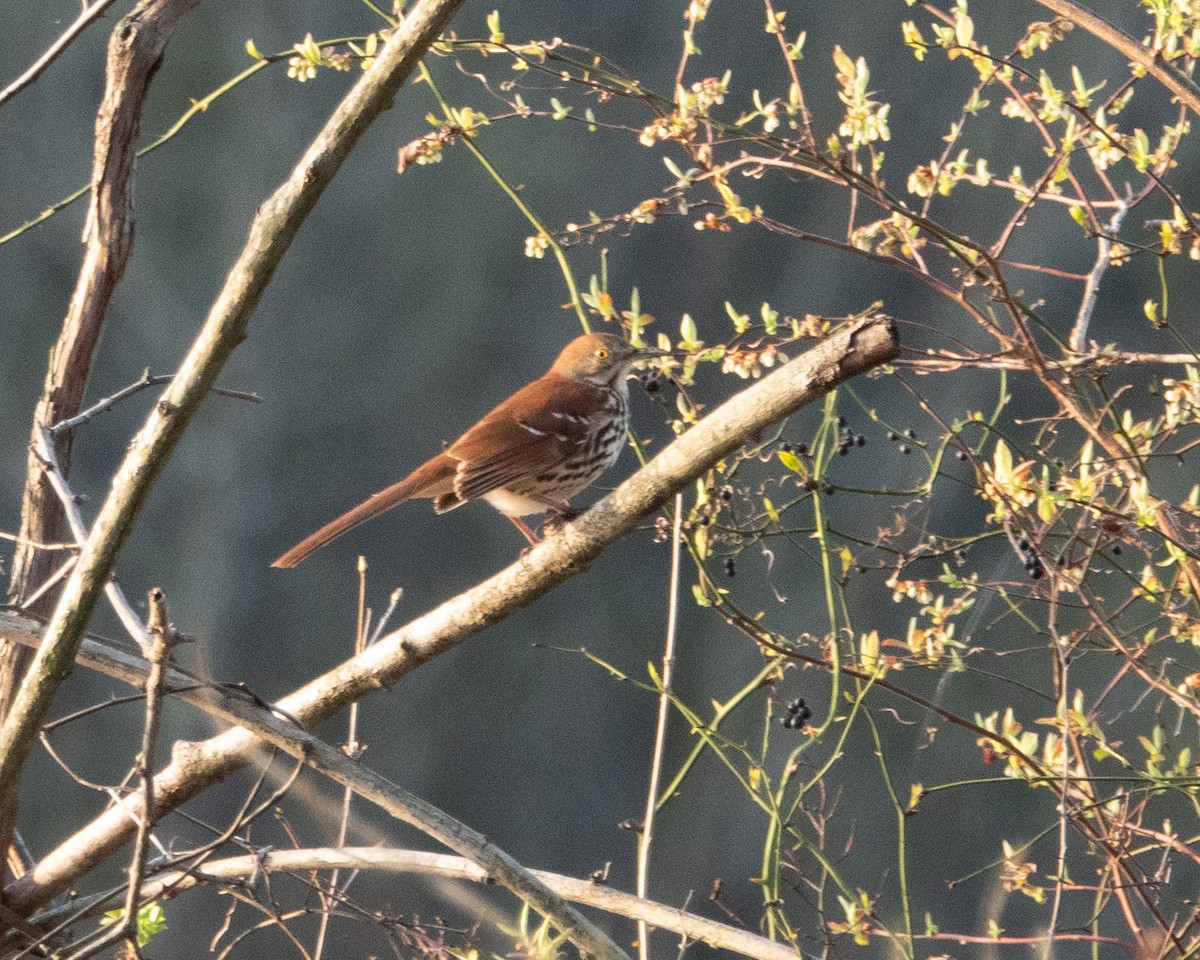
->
<box><xmin>508</xmin><ymin>515</ymin><xmax>541</xmax><ymax>546</ymax></box>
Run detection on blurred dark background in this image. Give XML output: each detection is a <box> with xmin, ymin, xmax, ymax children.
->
<box><xmin>2</xmin><ymin>1</ymin><xmax>1197</xmax><ymax>957</ymax></box>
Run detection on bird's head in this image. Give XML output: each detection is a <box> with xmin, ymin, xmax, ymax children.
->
<box><xmin>550</xmin><ymin>333</ymin><xmax>668</xmax><ymax>386</ymax></box>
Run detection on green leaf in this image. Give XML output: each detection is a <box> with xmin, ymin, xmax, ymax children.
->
<box><xmin>663</xmin><ymin>156</ymin><xmax>687</xmax><ymax>181</ymax></box>
<box><xmin>486</xmin><ymin>9</ymin><xmax>504</xmax><ymax>43</ymax></box>
<box><xmin>680</xmin><ymin>313</ymin><xmax>700</xmax><ymax>348</ymax></box>
<box><xmin>778</xmin><ymin>449</ymin><xmax>805</xmax><ymax>476</ymax></box>
<box><xmin>724</xmin><ymin>300</ymin><xmax>750</xmax><ymax>333</ymax></box>
<box><xmin>907</xmin><ymin>782</ymin><xmax>924</xmax><ymax>813</ymax></box>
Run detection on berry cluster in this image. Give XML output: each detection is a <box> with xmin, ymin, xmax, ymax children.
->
<box><xmin>1017</xmin><ymin>537</ymin><xmax>1044</xmax><ymax>580</ymax></box>
<box><xmin>834</xmin><ymin>415</ymin><xmax>866</xmax><ymax>456</ymax></box>
<box><xmin>781</xmin><ymin>698</ymin><xmax>812</xmax><ymax>729</ymax></box>
<box><xmin>886</xmin><ymin>427</ymin><xmax>918</xmax><ymax>455</ymax></box>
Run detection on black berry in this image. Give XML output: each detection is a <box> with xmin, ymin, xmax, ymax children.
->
<box><xmin>781</xmin><ymin>698</ymin><xmax>812</xmax><ymax>729</ymax></box>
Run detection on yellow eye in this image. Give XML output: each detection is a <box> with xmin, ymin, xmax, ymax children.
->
<box><xmin>595</xmin><ymin>348</ymin><xmax>609</xmax><ymax>359</ymax></box>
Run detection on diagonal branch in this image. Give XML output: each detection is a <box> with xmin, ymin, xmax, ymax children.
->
<box><xmin>1032</xmin><ymin>0</ymin><xmax>1200</xmax><ymax>117</ymax></box>
<box><xmin>138</xmin><ymin>847</ymin><xmax>798</xmax><ymax>960</ymax></box>
<box><xmin>0</xmin><ymin>0</ymin><xmax>125</xmax><ymax>109</ymax></box>
<box><xmin>0</xmin><ymin>317</ymin><xmax>898</xmax><ymax>927</ymax></box>
<box><xmin>0</xmin><ymin>0</ymin><xmax>468</xmax><ymax>827</ymax></box>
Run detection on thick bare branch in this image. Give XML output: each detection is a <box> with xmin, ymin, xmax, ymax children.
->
<box><xmin>0</xmin><ymin>615</ymin><xmax>628</xmax><ymax>960</ymax></box>
<box><xmin>9</xmin><ymin>0</ymin><xmax>202</xmax><ymax>607</ymax></box>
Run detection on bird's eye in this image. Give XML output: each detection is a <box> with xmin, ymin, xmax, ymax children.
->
<box><xmin>595</xmin><ymin>348</ymin><xmax>609</xmax><ymax>359</ymax></box>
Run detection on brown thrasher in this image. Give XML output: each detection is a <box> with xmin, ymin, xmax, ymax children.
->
<box><xmin>272</xmin><ymin>333</ymin><xmax>665</xmax><ymax>568</ymax></box>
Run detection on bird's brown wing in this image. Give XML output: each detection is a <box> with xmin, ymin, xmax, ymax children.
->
<box><xmin>446</xmin><ymin>374</ymin><xmax>604</xmax><ymax>502</ymax></box>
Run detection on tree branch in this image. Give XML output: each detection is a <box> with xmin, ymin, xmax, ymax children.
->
<box><xmin>1033</xmin><ymin>0</ymin><xmax>1200</xmax><ymax>117</ymax></box>
<box><xmin>0</xmin><ymin>0</ymin><xmax>125</xmax><ymax>108</ymax></box>
<box><xmin>1070</xmin><ymin>199</ymin><xmax>1130</xmax><ymax>354</ymax></box>
<box><xmin>138</xmin><ymin>847</ymin><xmax>797</xmax><ymax>960</ymax></box>
<box><xmin>9</xmin><ymin>0</ymin><xmax>202</xmax><ymax>607</ymax></box>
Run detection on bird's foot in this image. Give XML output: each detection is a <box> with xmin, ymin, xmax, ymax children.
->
<box><xmin>542</xmin><ymin>506</ymin><xmax>582</xmax><ymax>535</ymax></box>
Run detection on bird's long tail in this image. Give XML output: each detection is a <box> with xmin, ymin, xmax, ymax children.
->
<box><xmin>271</xmin><ymin>456</ymin><xmax>454</xmax><ymax>568</ymax></box>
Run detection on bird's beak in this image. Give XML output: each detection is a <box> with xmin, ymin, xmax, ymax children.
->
<box><xmin>633</xmin><ymin>346</ymin><xmax>675</xmax><ymax>360</ymax></box>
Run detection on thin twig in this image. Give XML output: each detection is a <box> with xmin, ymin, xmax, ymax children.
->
<box><xmin>62</xmin><ymin>589</ymin><xmax>174</xmax><ymax>960</ymax></box>
<box><xmin>367</xmin><ymin>588</ymin><xmax>404</xmax><ymax>646</ymax></box>
<box><xmin>0</xmin><ymin>0</ymin><xmax>124</xmax><ymax>108</ymax></box>
<box><xmin>0</xmin><ymin>533</ymin><xmax>76</xmax><ymax>552</ymax></box>
<box><xmin>1070</xmin><ymin>199</ymin><xmax>1131</xmax><ymax>354</ymax></box>
<box><xmin>636</xmin><ymin>493</ymin><xmax>683</xmax><ymax>960</ymax></box>
<box><xmin>50</xmin><ymin>370</ymin><xmax>260</xmax><ymax>437</ymax></box>
<box><xmin>313</xmin><ymin>558</ymin><xmax>370</xmax><ymax>960</ymax></box>
<box><xmin>901</xmin><ymin>347</ymin><xmax>1200</xmax><ymax>373</ymax></box>
<box><xmin>122</xmin><ymin>590</ymin><xmax>172</xmax><ymax>945</ymax></box>
<box><xmin>30</xmin><ymin>426</ymin><xmax>153</xmax><ymax>653</ymax></box>
<box><xmin>761</xmin><ymin>0</ymin><xmax>815</xmax><ymax>149</ymax></box>
<box><xmin>17</xmin><ymin>558</ymin><xmax>77</xmax><ymax>612</ymax></box>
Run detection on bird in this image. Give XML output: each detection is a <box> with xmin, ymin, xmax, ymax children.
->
<box><xmin>271</xmin><ymin>332</ymin><xmax>665</xmax><ymax>568</ymax></box>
